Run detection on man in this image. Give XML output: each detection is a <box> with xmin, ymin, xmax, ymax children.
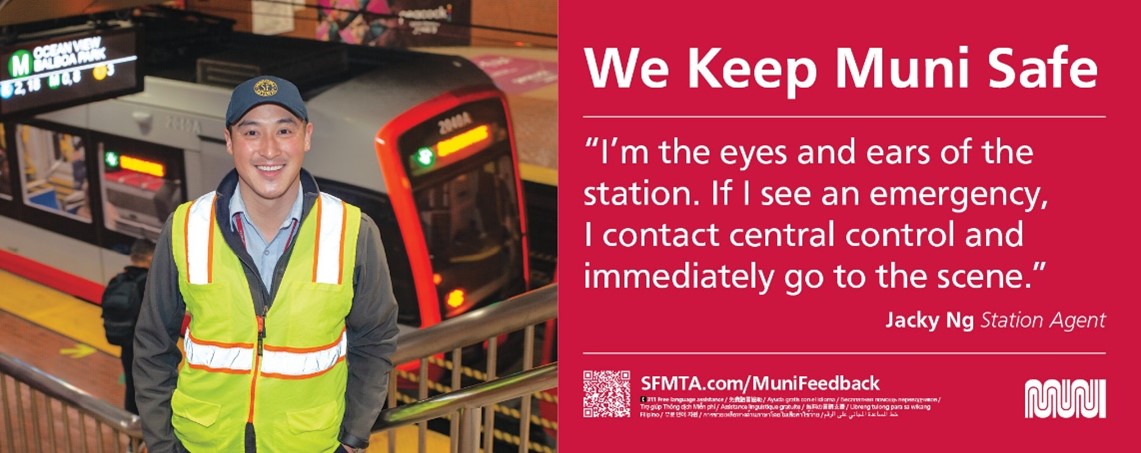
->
<box><xmin>134</xmin><ymin>75</ymin><xmax>399</xmax><ymax>453</ymax></box>
<box><xmin>101</xmin><ymin>237</ymin><xmax>155</xmax><ymax>416</ymax></box>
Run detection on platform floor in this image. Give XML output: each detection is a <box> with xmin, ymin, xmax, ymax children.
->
<box><xmin>0</xmin><ymin>270</ymin><xmax>124</xmax><ymax>405</ymax></box>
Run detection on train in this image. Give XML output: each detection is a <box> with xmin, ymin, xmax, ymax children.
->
<box><xmin>0</xmin><ymin>9</ymin><xmax>530</xmax><ymax>333</ymax></box>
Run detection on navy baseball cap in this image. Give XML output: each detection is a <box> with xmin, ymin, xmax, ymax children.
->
<box><xmin>225</xmin><ymin>75</ymin><xmax>308</xmax><ymax>126</ymax></box>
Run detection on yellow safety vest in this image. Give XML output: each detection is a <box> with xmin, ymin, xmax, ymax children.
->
<box><xmin>170</xmin><ymin>191</ymin><xmax>361</xmax><ymax>453</ymax></box>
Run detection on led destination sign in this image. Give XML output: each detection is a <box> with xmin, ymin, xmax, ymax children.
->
<box><xmin>1</xmin><ymin>26</ymin><xmax>142</xmax><ymax>117</ymax></box>
<box><xmin>401</xmin><ymin>99</ymin><xmax>509</xmax><ymax>178</ymax></box>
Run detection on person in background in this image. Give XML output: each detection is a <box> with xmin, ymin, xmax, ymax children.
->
<box><xmin>101</xmin><ymin>237</ymin><xmax>155</xmax><ymax>415</ymax></box>
<box><xmin>133</xmin><ymin>75</ymin><xmax>399</xmax><ymax>453</ymax></box>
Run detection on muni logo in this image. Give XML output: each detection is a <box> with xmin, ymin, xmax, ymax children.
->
<box><xmin>1024</xmin><ymin>379</ymin><xmax>1105</xmax><ymax>419</ymax></box>
<box><xmin>8</xmin><ymin>49</ymin><xmax>32</xmax><ymax>78</ymax></box>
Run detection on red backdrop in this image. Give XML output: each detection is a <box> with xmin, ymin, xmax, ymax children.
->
<box><xmin>559</xmin><ymin>1</ymin><xmax>1138</xmax><ymax>451</ymax></box>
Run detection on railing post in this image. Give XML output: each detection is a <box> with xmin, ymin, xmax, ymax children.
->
<box><xmin>387</xmin><ymin>373</ymin><xmax>397</xmax><ymax>453</ymax></box>
<box><xmin>418</xmin><ymin>359</ymin><xmax>429</xmax><ymax>453</ymax></box>
<box><xmin>450</xmin><ymin>347</ymin><xmax>462</xmax><ymax>453</ymax></box>
<box><xmin>2</xmin><ymin>376</ymin><xmax>16</xmax><ymax>450</ymax></box>
<box><xmin>518</xmin><ymin>393</ymin><xmax>532</xmax><ymax>453</ymax></box>
<box><xmin>483</xmin><ymin>336</ymin><xmax>497</xmax><ymax>453</ymax></box>
<box><xmin>458</xmin><ymin>406</ymin><xmax>481</xmax><ymax>453</ymax></box>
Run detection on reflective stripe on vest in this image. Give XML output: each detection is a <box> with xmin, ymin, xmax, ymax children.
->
<box><xmin>184</xmin><ymin>328</ymin><xmax>347</xmax><ymax>378</ymax></box>
<box><xmin>261</xmin><ymin>329</ymin><xmax>347</xmax><ymax>379</ymax></box>
<box><xmin>182</xmin><ymin>333</ymin><xmax>254</xmax><ymax>374</ymax></box>
<box><xmin>183</xmin><ymin>192</ymin><xmax>348</xmax><ymax>285</ymax></box>
<box><xmin>184</xmin><ymin>192</ymin><xmax>216</xmax><ymax>284</ymax></box>
<box><xmin>312</xmin><ymin>193</ymin><xmax>347</xmax><ymax>285</ymax></box>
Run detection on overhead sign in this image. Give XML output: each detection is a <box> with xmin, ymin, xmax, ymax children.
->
<box><xmin>1</xmin><ymin>26</ymin><xmax>143</xmax><ymax>118</ymax></box>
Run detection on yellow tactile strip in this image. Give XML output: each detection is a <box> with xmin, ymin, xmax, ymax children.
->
<box><xmin>0</xmin><ymin>270</ymin><xmax>117</xmax><ymax>356</ymax></box>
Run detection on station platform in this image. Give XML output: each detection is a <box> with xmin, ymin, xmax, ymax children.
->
<box><xmin>0</xmin><ymin>270</ymin><xmax>122</xmax><ymax>403</ymax></box>
<box><xmin>0</xmin><ymin>269</ymin><xmax>449</xmax><ymax>452</ymax></box>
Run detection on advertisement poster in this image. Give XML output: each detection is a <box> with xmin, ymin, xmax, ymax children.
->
<box><xmin>558</xmin><ymin>1</ymin><xmax>1138</xmax><ymax>450</ymax></box>
<box><xmin>314</xmin><ymin>0</ymin><xmax>471</xmax><ymax>47</ymax></box>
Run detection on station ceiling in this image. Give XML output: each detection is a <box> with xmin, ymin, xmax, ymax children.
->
<box><xmin>0</xmin><ymin>0</ymin><xmax>162</xmax><ymax>26</ymax></box>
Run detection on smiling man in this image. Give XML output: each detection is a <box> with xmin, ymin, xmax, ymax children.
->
<box><xmin>133</xmin><ymin>76</ymin><xmax>399</xmax><ymax>453</ymax></box>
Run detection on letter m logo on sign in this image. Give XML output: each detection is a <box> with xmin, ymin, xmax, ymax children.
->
<box><xmin>9</xmin><ymin>50</ymin><xmax>33</xmax><ymax>78</ymax></box>
<box><xmin>1025</xmin><ymin>379</ymin><xmax>1106</xmax><ymax>419</ymax></box>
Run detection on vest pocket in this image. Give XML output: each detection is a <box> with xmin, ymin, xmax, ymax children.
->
<box><xmin>270</xmin><ymin>399</ymin><xmax>341</xmax><ymax>452</ymax></box>
<box><xmin>171</xmin><ymin>389</ymin><xmax>221</xmax><ymax>430</ymax></box>
<box><xmin>286</xmin><ymin>399</ymin><xmax>339</xmax><ymax>433</ymax></box>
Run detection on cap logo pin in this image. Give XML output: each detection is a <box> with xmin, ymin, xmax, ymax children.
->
<box><xmin>253</xmin><ymin>79</ymin><xmax>278</xmax><ymax>97</ymax></box>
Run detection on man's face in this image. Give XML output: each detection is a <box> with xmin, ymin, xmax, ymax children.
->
<box><xmin>224</xmin><ymin>103</ymin><xmax>312</xmax><ymax>204</ymax></box>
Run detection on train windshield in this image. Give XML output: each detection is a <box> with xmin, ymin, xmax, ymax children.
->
<box><xmin>398</xmin><ymin>99</ymin><xmax>525</xmax><ymax>316</ymax></box>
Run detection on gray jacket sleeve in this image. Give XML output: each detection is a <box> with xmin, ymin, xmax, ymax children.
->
<box><xmin>339</xmin><ymin>214</ymin><xmax>401</xmax><ymax>448</ymax></box>
<box><xmin>133</xmin><ymin>218</ymin><xmax>188</xmax><ymax>453</ymax></box>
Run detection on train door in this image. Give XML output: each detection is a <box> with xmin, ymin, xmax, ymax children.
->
<box><xmin>0</xmin><ymin>114</ymin><xmax>192</xmax><ymax>301</ymax></box>
<box><xmin>84</xmin><ymin>98</ymin><xmax>225</xmax><ymax>283</ymax></box>
<box><xmin>0</xmin><ymin>120</ymin><xmax>104</xmax><ymax>300</ymax></box>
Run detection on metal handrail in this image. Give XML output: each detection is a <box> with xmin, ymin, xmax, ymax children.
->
<box><xmin>393</xmin><ymin>283</ymin><xmax>557</xmax><ymax>363</ymax></box>
<box><xmin>0</xmin><ymin>282</ymin><xmax>559</xmax><ymax>449</ymax></box>
<box><xmin>0</xmin><ymin>353</ymin><xmax>142</xmax><ymax>437</ymax></box>
<box><xmin>382</xmin><ymin>283</ymin><xmax>559</xmax><ymax>453</ymax></box>
<box><xmin>373</xmin><ymin>362</ymin><xmax>557</xmax><ymax>431</ymax></box>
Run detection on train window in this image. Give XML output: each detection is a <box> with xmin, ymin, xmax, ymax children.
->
<box><xmin>14</xmin><ymin>124</ymin><xmax>93</xmax><ymax>223</ymax></box>
<box><xmin>314</xmin><ymin>177</ymin><xmax>420</xmax><ymax>326</ymax></box>
<box><xmin>413</xmin><ymin>149</ymin><xmax>525</xmax><ymax>316</ymax></box>
<box><xmin>95</xmin><ymin>133</ymin><xmax>186</xmax><ymax>245</ymax></box>
<box><xmin>417</xmin><ymin>155</ymin><xmax>519</xmax><ymax>261</ymax></box>
<box><xmin>0</xmin><ymin>122</ymin><xmax>11</xmax><ymax>201</ymax></box>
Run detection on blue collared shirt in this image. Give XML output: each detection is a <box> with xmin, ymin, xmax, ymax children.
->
<box><xmin>228</xmin><ymin>184</ymin><xmax>303</xmax><ymax>290</ymax></box>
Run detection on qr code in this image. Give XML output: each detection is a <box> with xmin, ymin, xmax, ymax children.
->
<box><xmin>583</xmin><ymin>370</ymin><xmax>630</xmax><ymax>417</ymax></box>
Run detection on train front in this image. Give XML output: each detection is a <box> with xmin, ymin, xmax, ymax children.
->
<box><xmin>376</xmin><ymin>86</ymin><xmax>530</xmax><ymax>327</ymax></box>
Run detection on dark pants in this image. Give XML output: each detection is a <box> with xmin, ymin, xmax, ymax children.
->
<box><xmin>120</xmin><ymin>341</ymin><xmax>138</xmax><ymax>415</ymax></box>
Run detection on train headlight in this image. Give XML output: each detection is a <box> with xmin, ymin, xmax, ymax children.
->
<box><xmin>445</xmin><ymin>289</ymin><xmax>465</xmax><ymax>308</ymax></box>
